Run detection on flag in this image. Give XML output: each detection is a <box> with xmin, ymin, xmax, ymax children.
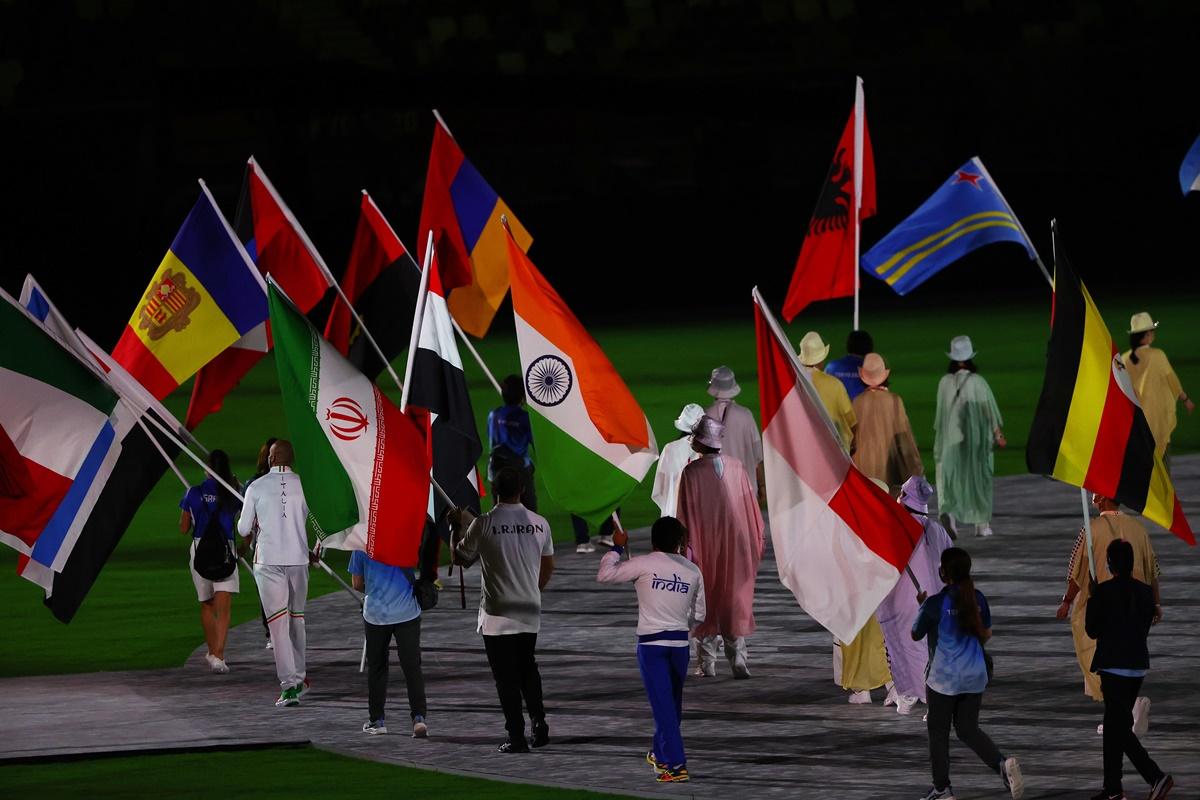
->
<box><xmin>268</xmin><ymin>282</ymin><xmax>431</xmax><ymax>566</ymax></box>
<box><xmin>506</xmin><ymin>235</ymin><xmax>658</xmax><ymax>526</ymax></box>
<box><xmin>325</xmin><ymin>192</ymin><xmax>412</xmax><ymax>380</ymax></box>
<box><xmin>0</xmin><ymin>290</ymin><xmax>175</xmax><ymax>622</ymax></box>
<box><xmin>186</xmin><ymin>158</ymin><xmax>332</xmax><ymax>429</ymax></box>
<box><xmin>110</xmin><ymin>183</ymin><xmax>266</xmax><ymax>399</ymax></box>
<box><xmin>755</xmin><ymin>287</ymin><xmax>923</xmax><ymax>641</ymax></box>
<box><xmin>1180</xmin><ymin>133</ymin><xmax>1200</xmax><ymax>195</ymax></box>
<box><xmin>783</xmin><ymin>77</ymin><xmax>875</xmax><ymax>321</ymax></box>
<box><xmin>418</xmin><ymin>114</ymin><xmax>533</xmax><ymax>337</ymax></box>
<box><xmin>862</xmin><ymin>157</ymin><xmax>1037</xmax><ymax>295</ymax></box>
<box><xmin>1026</xmin><ymin>229</ymin><xmax>1193</xmax><ymax>545</ymax></box>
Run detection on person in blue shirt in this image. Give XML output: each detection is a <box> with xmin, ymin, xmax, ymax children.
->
<box><xmin>349</xmin><ymin>550</ymin><xmax>428</xmax><ymax>738</ymax></box>
<box><xmin>487</xmin><ymin>375</ymin><xmax>537</xmax><ymax>512</ymax></box>
<box><xmin>178</xmin><ymin>449</ymin><xmax>242</xmax><ymax>675</ymax></box>
<box><xmin>912</xmin><ymin>547</ymin><xmax>1024</xmax><ymax>800</ymax></box>
<box><xmin>824</xmin><ymin>329</ymin><xmax>874</xmax><ymax>400</ymax></box>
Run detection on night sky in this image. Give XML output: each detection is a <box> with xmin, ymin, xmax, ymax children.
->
<box><xmin>2</xmin><ymin>2</ymin><xmax>1199</xmax><ymax>348</ymax></box>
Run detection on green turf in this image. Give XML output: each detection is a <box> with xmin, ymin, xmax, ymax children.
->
<box><xmin>0</xmin><ymin>745</ymin><xmax>632</xmax><ymax>799</ymax></box>
<box><xmin>2</xmin><ymin>291</ymin><xmax>1197</xmax><ymax>678</ymax></box>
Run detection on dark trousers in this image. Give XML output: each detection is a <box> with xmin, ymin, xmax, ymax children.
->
<box><xmin>483</xmin><ymin>632</ymin><xmax>545</xmax><ymax>739</ymax></box>
<box><xmin>926</xmin><ymin>687</ymin><xmax>1004</xmax><ymax>789</ymax></box>
<box><xmin>571</xmin><ymin>511</ymin><xmax>617</xmax><ymax>545</ymax></box>
<box><xmin>365</xmin><ymin>617</ymin><xmax>427</xmax><ymax>724</ymax></box>
<box><xmin>418</xmin><ymin>519</ymin><xmax>441</xmax><ymax>581</ymax></box>
<box><xmin>1100</xmin><ymin>672</ymin><xmax>1164</xmax><ymax>791</ymax></box>
<box><xmin>638</xmin><ymin>644</ymin><xmax>690</xmax><ymax>767</ymax></box>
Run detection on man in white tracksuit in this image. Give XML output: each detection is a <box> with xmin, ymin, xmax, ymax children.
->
<box><xmin>238</xmin><ymin>440</ymin><xmax>312</xmax><ymax>708</ymax></box>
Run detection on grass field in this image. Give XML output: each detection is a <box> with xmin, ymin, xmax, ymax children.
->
<box><xmin>2</xmin><ymin>291</ymin><xmax>1197</xmax><ymax>678</ymax></box>
<box><xmin>0</xmin><ymin>745</ymin><xmax>629</xmax><ymax>799</ymax></box>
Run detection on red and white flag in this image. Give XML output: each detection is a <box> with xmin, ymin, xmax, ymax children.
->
<box><xmin>754</xmin><ymin>287</ymin><xmax>920</xmax><ymax>641</ymax></box>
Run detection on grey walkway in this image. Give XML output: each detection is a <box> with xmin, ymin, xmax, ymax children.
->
<box><xmin>3</xmin><ymin>461</ymin><xmax>1199</xmax><ymax>798</ymax></box>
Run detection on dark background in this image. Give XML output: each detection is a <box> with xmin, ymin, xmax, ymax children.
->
<box><xmin>2</xmin><ymin>0</ymin><xmax>1199</xmax><ymax>348</ymax></box>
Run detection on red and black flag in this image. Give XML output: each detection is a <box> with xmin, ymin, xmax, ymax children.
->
<box><xmin>1026</xmin><ymin>226</ymin><xmax>1193</xmax><ymax>544</ymax></box>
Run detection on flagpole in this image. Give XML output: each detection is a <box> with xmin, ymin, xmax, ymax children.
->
<box><xmin>973</xmin><ymin>158</ymin><xmax>1053</xmax><ymax>288</ymax></box>
<box><xmin>1080</xmin><ymin>488</ymin><xmax>1097</xmax><ymax>580</ymax></box>
<box><xmin>852</xmin><ymin>76</ymin><xmax>865</xmax><ymax>331</ymax></box>
<box><xmin>400</xmin><ymin>232</ymin><xmax>435</xmax><ymax>413</ymax></box>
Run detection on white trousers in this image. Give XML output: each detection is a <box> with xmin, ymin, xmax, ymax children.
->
<box><xmin>254</xmin><ymin>564</ymin><xmax>308</xmax><ymax>689</ymax></box>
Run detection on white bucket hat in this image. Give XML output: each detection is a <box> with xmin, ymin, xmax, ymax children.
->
<box><xmin>1129</xmin><ymin>312</ymin><xmax>1159</xmax><ymax>334</ymax></box>
<box><xmin>798</xmin><ymin>331</ymin><xmax>831</xmax><ymax>367</ymax></box>
<box><xmin>858</xmin><ymin>353</ymin><xmax>890</xmax><ymax>387</ymax></box>
<box><xmin>707</xmin><ymin>366</ymin><xmax>741</xmax><ymax>399</ymax></box>
<box><xmin>692</xmin><ymin>415</ymin><xmax>725</xmax><ymax>449</ymax></box>
<box><xmin>674</xmin><ymin>403</ymin><xmax>706</xmax><ymax>434</ymax></box>
<box><xmin>946</xmin><ymin>335</ymin><xmax>976</xmax><ymax>362</ymax></box>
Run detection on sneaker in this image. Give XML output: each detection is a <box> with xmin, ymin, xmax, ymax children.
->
<box><xmin>276</xmin><ymin>686</ymin><xmax>300</xmax><ymax>707</ymax></box>
<box><xmin>362</xmin><ymin>719</ymin><xmax>387</xmax><ymax>735</ymax></box>
<box><xmin>1089</xmin><ymin>791</ymin><xmax>1126</xmax><ymax>800</ymax></box>
<box><xmin>1001</xmin><ymin>756</ymin><xmax>1024</xmax><ymax>800</ymax></box>
<box><xmin>210</xmin><ymin>657</ymin><xmax>229</xmax><ymax>674</ymax></box>
<box><xmin>497</xmin><ymin>738</ymin><xmax>530</xmax><ymax>753</ymax></box>
<box><xmin>848</xmin><ymin>690</ymin><xmax>873</xmax><ymax>704</ymax></box>
<box><xmin>646</xmin><ymin>751</ymin><xmax>665</xmax><ymax>773</ymax></box>
<box><xmin>597</xmin><ymin>535</ymin><xmax>615</xmax><ymax>548</ymax></box>
<box><xmin>265</xmin><ymin>639</ymin><xmax>274</xmax><ymax>650</ymax></box>
<box><xmin>530</xmin><ymin>719</ymin><xmax>550</xmax><ymax>748</ymax></box>
<box><xmin>919</xmin><ymin>787</ymin><xmax>956</xmax><ymax>800</ymax></box>
<box><xmin>1148</xmin><ymin>774</ymin><xmax>1174</xmax><ymax>800</ymax></box>
<box><xmin>575</xmin><ymin>542</ymin><xmax>596</xmax><ymax>554</ymax></box>
<box><xmin>298</xmin><ymin>678</ymin><xmax>311</xmax><ymax>697</ymax></box>
<box><xmin>883</xmin><ymin>682</ymin><xmax>898</xmax><ymax>707</ymax></box>
<box><xmin>412</xmin><ymin>716</ymin><xmax>428</xmax><ymax>739</ymax></box>
<box><xmin>693</xmin><ymin>660</ymin><xmax>717</xmax><ymax>677</ymax></box>
<box><xmin>1096</xmin><ymin>723</ymin><xmax>1104</xmax><ymax>735</ymax></box>
<box><xmin>1133</xmin><ymin>696</ymin><xmax>1151</xmax><ymax>736</ymax></box>
<box><xmin>656</xmin><ymin>765</ymin><xmax>689</xmax><ymax>783</ymax></box>
<box><xmin>977</xmin><ymin>524</ymin><xmax>994</xmax><ymax>537</ymax></box>
<box><xmin>433</xmin><ymin>578</ymin><xmax>444</xmax><ymax>591</ymax></box>
<box><xmin>896</xmin><ymin>695</ymin><xmax>919</xmax><ymax>716</ymax></box>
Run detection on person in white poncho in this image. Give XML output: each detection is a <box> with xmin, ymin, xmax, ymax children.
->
<box><xmin>650</xmin><ymin>403</ymin><xmax>704</xmax><ymax>518</ymax></box>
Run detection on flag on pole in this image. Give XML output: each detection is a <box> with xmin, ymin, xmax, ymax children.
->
<box><xmin>754</xmin><ymin>287</ymin><xmax>923</xmax><ymax>641</ymax></box>
<box><xmin>505</xmin><ymin>234</ymin><xmax>658</xmax><ymax>526</ymax></box>
<box><xmin>109</xmin><ymin>183</ymin><xmax>266</xmax><ymax>400</ymax></box>
<box><xmin>1026</xmin><ymin>229</ymin><xmax>1193</xmax><ymax>545</ymax></box>
<box><xmin>418</xmin><ymin>113</ymin><xmax>533</xmax><ymax>337</ymax></box>
<box><xmin>1180</xmin><ymin>133</ymin><xmax>1200</xmax><ymax>195</ymax></box>
<box><xmin>186</xmin><ymin>158</ymin><xmax>332</xmax><ymax>429</ymax></box>
<box><xmin>862</xmin><ymin>157</ymin><xmax>1037</xmax><ymax>295</ymax></box>
<box><xmin>268</xmin><ymin>282</ymin><xmax>431</xmax><ymax>566</ymax></box>
<box><xmin>782</xmin><ymin>78</ymin><xmax>875</xmax><ymax>321</ymax></box>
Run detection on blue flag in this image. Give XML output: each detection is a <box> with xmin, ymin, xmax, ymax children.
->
<box><xmin>861</xmin><ymin>157</ymin><xmax>1036</xmax><ymax>295</ymax></box>
<box><xmin>1179</xmin><ymin>134</ymin><xmax>1200</xmax><ymax>195</ymax></box>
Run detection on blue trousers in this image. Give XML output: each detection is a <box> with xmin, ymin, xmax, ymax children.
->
<box><xmin>637</xmin><ymin>643</ymin><xmax>690</xmax><ymax>767</ymax></box>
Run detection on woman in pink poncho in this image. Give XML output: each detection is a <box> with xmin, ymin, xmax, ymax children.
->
<box><xmin>676</xmin><ymin>414</ymin><xmax>765</xmax><ymax>679</ymax></box>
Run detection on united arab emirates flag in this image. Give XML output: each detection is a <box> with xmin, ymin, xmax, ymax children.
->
<box><xmin>505</xmin><ymin>236</ymin><xmax>658</xmax><ymax>526</ymax></box>
<box><xmin>268</xmin><ymin>283</ymin><xmax>431</xmax><ymax>566</ymax></box>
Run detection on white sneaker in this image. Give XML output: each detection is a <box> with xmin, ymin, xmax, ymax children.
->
<box><xmin>362</xmin><ymin>720</ymin><xmax>387</xmax><ymax>735</ymax></box>
<box><xmin>848</xmin><ymin>690</ymin><xmax>873</xmax><ymax>704</ymax></box>
<box><xmin>265</xmin><ymin>639</ymin><xmax>273</xmax><ymax>650</ymax></box>
<box><xmin>597</xmin><ymin>535</ymin><xmax>615</xmax><ymax>547</ymax></box>
<box><xmin>1133</xmin><ymin>696</ymin><xmax>1151</xmax><ymax>736</ymax></box>
<box><xmin>883</xmin><ymin>681</ymin><xmax>898</xmax><ymax>707</ymax></box>
<box><xmin>896</xmin><ymin>695</ymin><xmax>919</xmax><ymax>715</ymax></box>
<box><xmin>575</xmin><ymin>542</ymin><xmax>596</xmax><ymax>554</ymax></box>
<box><xmin>1096</xmin><ymin>723</ymin><xmax>1104</xmax><ymax>735</ymax></box>
<box><xmin>977</xmin><ymin>524</ymin><xmax>994</xmax><ymax>537</ymax></box>
<box><xmin>204</xmin><ymin>653</ymin><xmax>216</xmax><ymax>669</ymax></box>
<box><xmin>1002</xmin><ymin>756</ymin><xmax>1024</xmax><ymax>799</ymax></box>
<box><xmin>210</xmin><ymin>657</ymin><xmax>229</xmax><ymax>674</ymax></box>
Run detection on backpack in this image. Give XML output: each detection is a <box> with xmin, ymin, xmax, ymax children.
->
<box><xmin>193</xmin><ymin>508</ymin><xmax>237</xmax><ymax>581</ymax></box>
<box><xmin>404</xmin><ymin>568</ymin><xmax>438</xmax><ymax>611</ymax></box>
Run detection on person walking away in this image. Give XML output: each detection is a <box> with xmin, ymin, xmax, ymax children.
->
<box><xmin>676</xmin><ymin>415</ymin><xmax>764</xmax><ymax>679</ymax></box>
<box><xmin>934</xmin><ymin>336</ymin><xmax>1005</xmax><ymax>538</ymax></box>
<box><xmin>836</xmin><ymin>477</ymin><xmax>893</xmax><ymax>705</ymax></box>
<box><xmin>1086</xmin><ymin>540</ymin><xmax>1174</xmax><ymax>800</ymax></box>
<box><xmin>1122</xmin><ymin>312</ymin><xmax>1194</xmax><ymax>469</ymax></box>
<box><xmin>798</xmin><ymin>331</ymin><xmax>856</xmax><ymax>453</ymax></box>
<box><xmin>597</xmin><ymin>517</ymin><xmax>706</xmax><ymax>784</ymax></box>
<box><xmin>487</xmin><ymin>375</ymin><xmax>537</xmax><ymax>510</ymax></box>
<box><xmin>237</xmin><ymin>440</ymin><xmax>313</xmax><ymax>707</ymax></box>
<box><xmin>179</xmin><ymin>449</ymin><xmax>241</xmax><ymax>674</ymax></box>
<box><xmin>852</xmin><ymin>353</ymin><xmax>924</xmax><ymax>494</ymax></box>
<box><xmin>450</xmin><ymin>467</ymin><xmax>555</xmax><ymax>753</ymax></box>
<box><xmin>826</xmin><ymin>329</ymin><xmax>874</xmax><ymax>400</ymax></box>
<box><xmin>913</xmin><ymin>547</ymin><xmax>1024</xmax><ymax>800</ymax></box>
<box><xmin>245</xmin><ymin>437</ymin><xmax>277</xmax><ymax>649</ymax></box>
<box><xmin>705</xmin><ymin>366</ymin><xmax>765</xmax><ymax>505</ymax></box>
<box><xmin>1056</xmin><ymin>494</ymin><xmax>1162</xmax><ymax>716</ymax></box>
<box><xmin>350</xmin><ymin>550</ymin><xmax>428</xmax><ymax>738</ymax></box>
<box><xmin>650</xmin><ymin>404</ymin><xmax>704</xmax><ymax>518</ymax></box>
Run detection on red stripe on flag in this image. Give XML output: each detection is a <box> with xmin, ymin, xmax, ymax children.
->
<box><xmin>185</xmin><ymin>345</ymin><xmax>268</xmax><ymax>430</ymax></box>
<box><xmin>1083</xmin><ymin>350</ymin><xmax>1133</xmax><ymax>498</ymax></box>
<box><xmin>418</xmin><ymin>123</ymin><xmax>474</xmax><ymax>290</ymax></box>
<box><xmin>0</xmin><ymin>424</ymin><xmax>74</xmax><ymax>549</ymax></box>
<box><xmin>1171</xmin><ymin>496</ymin><xmax>1196</xmax><ymax>546</ymax></box>
<box><xmin>363</xmin><ymin>394</ymin><xmax>432</xmax><ymax>567</ymax></box>
<box><xmin>110</xmin><ymin>328</ymin><xmax>178</xmax><ymax>399</ymax></box>
<box><xmin>754</xmin><ymin>303</ymin><xmax>795</xmax><ymax>430</ymax></box>
<box><xmin>826</xmin><ymin>466</ymin><xmax>923</xmax><ymax>572</ymax></box>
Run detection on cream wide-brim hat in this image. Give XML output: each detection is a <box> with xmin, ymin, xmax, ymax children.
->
<box><xmin>707</xmin><ymin>366</ymin><xmax>741</xmax><ymax>399</ymax></box>
<box><xmin>798</xmin><ymin>331</ymin><xmax>831</xmax><ymax>367</ymax></box>
<box><xmin>858</xmin><ymin>353</ymin><xmax>890</xmax><ymax>387</ymax></box>
<box><xmin>1128</xmin><ymin>312</ymin><xmax>1159</xmax><ymax>334</ymax></box>
<box><xmin>946</xmin><ymin>335</ymin><xmax>976</xmax><ymax>362</ymax></box>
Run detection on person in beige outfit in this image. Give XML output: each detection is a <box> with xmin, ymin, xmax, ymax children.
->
<box><xmin>1122</xmin><ymin>312</ymin><xmax>1194</xmax><ymax>465</ymax></box>
<box><xmin>851</xmin><ymin>353</ymin><xmax>924</xmax><ymax>494</ymax></box>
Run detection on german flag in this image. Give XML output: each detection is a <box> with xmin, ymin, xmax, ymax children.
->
<box><xmin>1027</xmin><ymin>227</ymin><xmax>1193</xmax><ymax>544</ymax></box>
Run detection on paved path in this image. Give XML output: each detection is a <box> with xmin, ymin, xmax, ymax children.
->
<box><xmin>3</xmin><ymin>461</ymin><xmax>1199</xmax><ymax>798</ymax></box>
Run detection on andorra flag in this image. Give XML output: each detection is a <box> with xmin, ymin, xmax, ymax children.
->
<box><xmin>506</xmin><ymin>234</ymin><xmax>658</xmax><ymax>526</ymax></box>
<box><xmin>111</xmin><ymin>182</ymin><xmax>266</xmax><ymax>400</ymax></box>
<box><xmin>1027</xmin><ymin>228</ymin><xmax>1193</xmax><ymax>545</ymax></box>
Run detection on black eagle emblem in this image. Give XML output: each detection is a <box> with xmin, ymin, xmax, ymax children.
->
<box><xmin>808</xmin><ymin>146</ymin><xmax>852</xmax><ymax>235</ymax></box>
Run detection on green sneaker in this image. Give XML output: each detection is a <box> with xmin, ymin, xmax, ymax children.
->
<box><xmin>276</xmin><ymin>686</ymin><xmax>300</xmax><ymax>707</ymax></box>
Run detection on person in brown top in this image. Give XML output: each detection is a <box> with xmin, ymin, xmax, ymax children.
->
<box><xmin>851</xmin><ymin>352</ymin><xmax>924</xmax><ymax>494</ymax></box>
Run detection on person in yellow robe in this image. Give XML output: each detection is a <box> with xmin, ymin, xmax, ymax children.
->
<box><xmin>1122</xmin><ymin>312</ymin><xmax>1194</xmax><ymax>465</ymax></box>
<box><xmin>797</xmin><ymin>331</ymin><xmax>856</xmax><ymax>452</ymax></box>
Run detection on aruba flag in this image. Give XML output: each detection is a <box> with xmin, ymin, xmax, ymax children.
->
<box><xmin>418</xmin><ymin>113</ymin><xmax>533</xmax><ymax>338</ymax></box>
<box><xmin>112</xmin><ymin>182</ymin><xmax>267</xmax><ymax>400</ymax></box>
<box><xmin>862</xmin><ymin>157</ymin><xmax>1036</xmax><ymax>295</ymax></box>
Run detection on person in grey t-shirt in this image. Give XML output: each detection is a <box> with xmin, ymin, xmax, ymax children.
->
<box><xmin>450</xmin><ymin>467</ymin><xmax>555</xmax><ymax>753</ymax></box>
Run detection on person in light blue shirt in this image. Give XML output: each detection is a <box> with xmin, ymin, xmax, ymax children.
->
<box><xmin>349</xmin><ymin>550</ymin><xmax>427</xmax><ymax>738</ymax></box>
<box><xmin>824</xmin><ymin>329</ymin><xmax>873</xmax><ymax>400</ymax></box>
<box><xmin>912</xmin><ymin>547</ymin><xmax>1024</xmax><ymax>800</ymax></box>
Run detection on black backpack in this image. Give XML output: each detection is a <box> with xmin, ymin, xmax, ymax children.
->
<box><xmin>193</xmin><ymin>509</ymin><xmax>237</xmax><ymax>581</ymax></box>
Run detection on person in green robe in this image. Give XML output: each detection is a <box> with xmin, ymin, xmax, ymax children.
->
<box><xmin>934</xmin><ymin>336</ymin><xmax>1006</xmax><ymax>538</ymax></box>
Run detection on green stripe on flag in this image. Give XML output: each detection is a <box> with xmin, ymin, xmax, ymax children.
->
<box><xmin>529</xmin><ymin>411</ymin><xmax>639</xmax><ymax>527</ymax></box>
<box><xmin>267</xmin><ymin>284</ymin><xmax>360</xmax><ymax>537</ymax></box>
<box><xmin>0</xmin><ymin>300</ymin><xmax>117</xmax><ymax>412</ymax></box>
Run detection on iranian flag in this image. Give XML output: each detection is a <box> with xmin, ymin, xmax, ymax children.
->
<box><xmin>754</xmin><ymin>288</ymin><xmax>921</xmax><ymax>642</ymax></box>
<box><xmin>505</xmin><ymin>235</ymin><xmax>658</xmax><ymax>525</ymax></box>
<box><xmin>268</xmin><ymin>283</ymin><xmax>430</xmax><ymax>566</ymax></box>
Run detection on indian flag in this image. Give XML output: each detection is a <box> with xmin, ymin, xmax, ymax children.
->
<box><xmin>268</xmin><ymin>283</ymin><xmax>431</xmax><ymax>566</ymax></box>
<box><xmin>505</xmin><ymin>236</ymin><xmax>658</xmax><ymax>526</ymax></box>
